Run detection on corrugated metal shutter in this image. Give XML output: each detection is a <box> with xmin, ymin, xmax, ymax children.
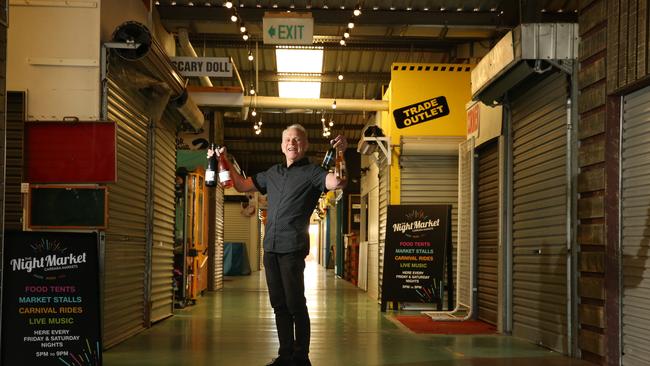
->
<box><xmin>4</xmin><ymin>92</ymin><xmax>24</xmax><ymax>230</ymax></box>
<box><xmin>210</xmin><ymin>185</ymin><xmax>224</xmax><ymax>291</ymax></box>
<box><xmin>376</xmin><ymin>158</ymin><xmax>389</xmax><ymax>302</ymax></box>
<box><xmin>621</xmin><ymin>86</ymin><xmax>650</xmax><ymax>366</ymax></box>
<box><xmin>104</xmin><ymin>77</ymin><xmax>149</xmax><ymax>348</ymax></box>
<box><xmin>477</xmin><ymin>140</ymin><xmax>500</xmax><ymax>325</ymax></box>
<box><xmin>224</xmin><ymin>202</ymin><xmax>250</xmax><ymax>244</ymax></box>
<box><xmin>400</xmin><ymin>153</ymin><xmax>459</xmax><ymax>308</ymax></box>
<box><xmin>149</xmin><ymin>109</ymin><xmax>178</xmax><ymax>323</ymax></box>
<box><xmin>457</xmin><ymin>139</ymin><xmax>473</xmax><ymax>312</ymax></box>
<box><xmin>510</xmin><ymin>71</ymin><xmax>567</xmax><ymax>353</ymax></box>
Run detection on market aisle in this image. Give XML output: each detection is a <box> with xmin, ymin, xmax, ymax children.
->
<box><xmin>104</xmin><ymin>262</ymin><xmax>588</xmax><ymax>366</ymax></box>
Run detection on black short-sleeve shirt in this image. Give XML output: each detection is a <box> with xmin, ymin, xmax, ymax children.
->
<box><xmin>252</xmin><ymin>157</ymin><xmax>328</xmax><ymax>253</ymax></box>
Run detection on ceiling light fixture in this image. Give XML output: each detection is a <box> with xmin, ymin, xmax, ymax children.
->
<box><xmin>231</xmin><ymin>14</ymin><xmax>238</xmax><ymax>22</ymax></box>
<box><xmin>353</xmin><ymin>8</ymin><xmax>361</xmax><ymax>16</ymax></box>
<box><xmin>248</xmin><ymin>51</ymin><xmax>254</xmax><ymax>61</ymax></box>
<box><xmin>329</xmin><ymin>121</ymin><xmax>334</xmax><ymax>127</ymax></box>
<box><xmin>205</xmin><ymin>2</ymin><xmax>211</xmax><ymax>6</ymax></box>
<box><xmin>240</xmin><ymin>24</ymin><xmax>246</xmax><ymax>33</ymax></box>
<box><xmin>343</xmin><ymin>30</ymin><xmax>350</xmax><ymax>38</ymax></box>
<box><xmin>339</xmin><ymin>39</ymin><xmax>346</xmax><ymax>46</ymax></box>
<box><xmin>347</xmin><ymin>22</ymin><xmax>355</xmax><ymax>29</ymax></box>
<box><xmin>155</xmin><ymin>0</ymin><xmax>160</xmax><ymax>5</ymax></box>
<box><xmin>251</xmin><ymin>109</ymin><xmax>257</xmax><ymax>117</ymax></box>
<box><xmin>337</xmin><ymin>74</ymin><xmax>343</xmax><ymax>80</ymax></box>
<box><xmin>331</xmin><ymin>100</ymin><xmax>337</xmax><ymax>109</ymax></box>
<box><xmin>242</xmin><ymin>33</ymin><xmax>249</xmax><ymax>40</ymax></box>
<box><xmin>171</xmin><ymin>1</ymin><xmax>177</xmax><ymax>5</ymax></box>
<box><xmin>224</xmin><ymin>1</ymin><xmax>232</xmax><ymax>8</ymax></box>
<box><xmin>249</xmin><ymin>88</ymin><xmax>256</xmax><ymax>95</ymax></box>
<box><xmin>188</xmin><ymin>1</ymin><xmax>194</xmax><ymax>6</ymax></box>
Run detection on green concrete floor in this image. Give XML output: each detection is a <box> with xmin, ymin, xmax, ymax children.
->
<box><xmin>104</xmin><ymin>262</ymin><xmax>589</xmax><ymax>366</ymax></box>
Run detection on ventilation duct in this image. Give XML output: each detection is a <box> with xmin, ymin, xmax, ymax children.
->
<box><xmin>111</xmin><ymin>21</ymin><xmax>204</xmax><ymax>129</ymax></box>
<box><xmin>471</xmin><ymin>23</ymin><xmax>578</xmax><ymax>105</ymax></box>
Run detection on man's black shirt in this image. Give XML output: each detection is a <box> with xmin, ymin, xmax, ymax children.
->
<box><xmin>252</xmin><ymin>157</ymin><xmax>328</xmax><ymax>253</ymax></box>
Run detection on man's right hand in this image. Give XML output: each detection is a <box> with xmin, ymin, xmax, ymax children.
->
<box><xmin>207</xmin><ymin>145</ymin><xmax>227</xmax><ymax>158</ymax></box>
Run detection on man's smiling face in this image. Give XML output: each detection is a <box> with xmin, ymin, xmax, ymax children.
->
<box><xmin>281</xmin><ymin>127</ymin><xmax>308</xmax><ymax>166</ymax></box>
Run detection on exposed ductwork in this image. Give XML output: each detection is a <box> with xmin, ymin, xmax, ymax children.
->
<box><xmin>177</xmin><ymin>28</ymin><xmax>213</xmax><ymax>88</ymax></box>
<box><xmin>188</xmin><ymin>87</ymin><xmax>389</xmax><ymax>112</ymax></box>
<box><xmin>111</xmin><ymin>21</ymin><xmax>205</xmax><ymax>129</ymax></box>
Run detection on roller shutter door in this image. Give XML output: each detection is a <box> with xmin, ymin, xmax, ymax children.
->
<box><xmin>149</xmin><ymin>109</ymin><xmax>178</xmax><ymax>323</ymax></box>
<box><xmin>104</xmin><ymin>77</ymin><xmax>149</xmax><ymax>348</ymax></box>
<box><xmin>210</xmin><ymin>185</ymin><xmax>225</xmax><ymax>291</ymax></box>
<box><xmin>510</xmin><ymin>71</ymin><xmax>568</xmax><ymax>353</ymax></box>
<box><xmin>400</xmin><ymin>153</ymin><xmax>459</xmax><ymax>307</ymax></box>
<box><xmin>621</xmin><ymin>86</ymin><xmax>650</xmax><ymax>366</ymax></box>
<box><xmin>477</xmin><ymin>140</ymin><xmax>500</xmax><ymax>326</ymax></box>
<box><xmin>225</xmin><ymin>202</ymin><xmax>251</xmax><ymax>244</ymax></box>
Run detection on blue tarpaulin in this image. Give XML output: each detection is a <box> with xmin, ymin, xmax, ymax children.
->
<box><xmin>224</xmin><ymin>242</ymin><xmax>251</xmax><ymax>276</ymax></box>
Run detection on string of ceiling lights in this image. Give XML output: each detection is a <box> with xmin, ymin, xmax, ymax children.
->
<box><xmin>156</xmin><ymin>0</ymin><xmax>366</xmax><ymax>138</ymax></box>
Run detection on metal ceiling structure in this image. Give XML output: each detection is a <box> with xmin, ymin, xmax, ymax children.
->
<box><xmin>157</xmin><ymin>0</ymin><xmax>578</xmax><ymax>174</ymax></box>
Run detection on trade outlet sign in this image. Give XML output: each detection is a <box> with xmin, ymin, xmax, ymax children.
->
<box><xmin>263</xmin><ymin>13</ymin><xmax>314</xmax><ymax>45</ymax></box>
<box><xmin>393</xmin><ymin>96</ymin><xmax>450</xmax><ymax>129</ymax></box>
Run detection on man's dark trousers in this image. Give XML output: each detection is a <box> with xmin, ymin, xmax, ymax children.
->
<box><xmin>264</xmin><ymin>250</ymin><xmax>310</xmax><ymax>362</ymax></box>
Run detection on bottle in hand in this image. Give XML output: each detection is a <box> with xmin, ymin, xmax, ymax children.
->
<box><xmin>335</xmin><ymin>150</ymin><xmax>346</xmax><ymax>179</ymax></box>
<box><xmin>216</xmin><ymin>146</ymin><xmax>233</xmax><ymax>189</ymax></box>
<box><xmin>322</xmin><ymin>146</ymin><xmax>336</xmax><ymax>171</ymax></box>
<box><xmin>205</xmin><ymin>143</ymin><xmax>217</xmax><ymax>187</ymax></box>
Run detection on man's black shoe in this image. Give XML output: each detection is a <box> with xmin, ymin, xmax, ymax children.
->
<box><xmin>265</xmin><ymin>357</ymin><xmax>293</xmax><ymax>366</ymax></box>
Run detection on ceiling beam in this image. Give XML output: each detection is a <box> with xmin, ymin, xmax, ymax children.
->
<box><xmin>247</xmin><ymin>71</ymin><xmax>390</xmax><ymax>83</ymax></box>
<box><xmin>158</xmin><ymin>6</ymin><xmax>514</xmax><ymax>27</ymax></box>
<box><xmin>226</xmin><ymin>123</ymin><xmax>363</xmax><ymax>130</ymax></box>
<box><xmin>186</xmin><ymin>33</ymin><xmax>465</xmax><ymax>50</ymax></box>
<box><xmin>225</xmin><ymin>137</ymin><xmax>360</xmax><ymax>145</ymax></box>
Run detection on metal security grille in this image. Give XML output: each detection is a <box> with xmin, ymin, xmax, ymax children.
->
<box><xmin>621</xmin><ymin>86</ymin><xmax>650</xmax><ymax>366</ymax></box>
<box><xmin>400</xmin><ymin>153</ymin><xmax>459</xmax><ymax>309</ymax></box>
<box><xmin>477</xmin><ymin>140</ymin><xmax>500</xmax><ymax>326</ymax></box>
<box><xmin>149</xmin><ymin>109</ymin><xmax>178</xmax><ymax>323</ymax></box>
<box><xmin>510</xmin><ymin>71</ymin><xmax>568</xmax><ymax>354</ymax></box>
<box><xmin>104</xmin><ymin>77</ymin><xmax>149</xmax><ymax>348</ymax></box>
<box><xmin>211</xmin><ymin>185</ymin><xmax>225</xmax><ymax>291</ymax></box>
<box><xmin>376</xmin><ymin>158</ymin><xmax>389</xmax><ymax>302</ymax></box>
<box><xmin>4</xmin><ymin>92</ymin><xmax>25</xmax><ymax>230</ymax></box>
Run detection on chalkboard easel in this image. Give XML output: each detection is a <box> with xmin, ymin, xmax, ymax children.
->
<box><xmin>380</xmin><ymin>205</ymin><xmax>453</xmax><ymax>312</ymax></box>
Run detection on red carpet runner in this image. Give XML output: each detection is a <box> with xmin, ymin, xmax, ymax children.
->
<box><xmin>395</xmin><ymin>315</ymin><xmax>497</xmax><ymax>334</ymax></box>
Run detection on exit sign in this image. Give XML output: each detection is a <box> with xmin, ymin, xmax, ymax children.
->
<box><xmin>263</xmin><ymin>12</ymin><xmax>314</xmax><ymax>45</ymax></box>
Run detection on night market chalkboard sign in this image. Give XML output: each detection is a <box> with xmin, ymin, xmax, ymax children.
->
<box><xmin>392</xmin><ymin>96</ymin><xmax>450</xmax><ymax>129</ymax></box>
<box><xmin>382</xmin><ymin>205</ymin><xmax>450</xmax><ymax>305</ymax></box>
<box><xmin>1</xmin><ymin>231</ymin><xmax>102</xmax><ymax>366</ymax></box>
